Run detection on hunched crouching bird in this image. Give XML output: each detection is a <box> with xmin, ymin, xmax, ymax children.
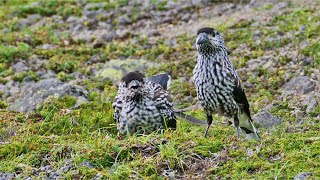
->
<box><xmin>193</xmin><ymin>27</ymin><xmax>260</xmax><ymax>140</ymax></box>
<box><xmin>112</xmin><ymin>71</ymin><xmax>176</xmax><ymax>134</ymax></box>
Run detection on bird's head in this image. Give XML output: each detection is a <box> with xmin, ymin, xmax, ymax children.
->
<box><xmin>196</xmin><ymin>27</ymin><xmax>225</xmax><ymax>54</ymax></box>
<box><xmin>122</xmin><ymin>71</ymin><xmax>145</xmax><ymax>99</ymax></box>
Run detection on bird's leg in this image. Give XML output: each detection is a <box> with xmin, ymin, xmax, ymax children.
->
<box><xmin>234</xmin><ymin>116</ymin><xmax>240</xmax><ymax>140</ymax></box>
<box><xmin>204</xmin><ymin>114</ymin><xmax>213</xmax><ymax>138</ymax></box>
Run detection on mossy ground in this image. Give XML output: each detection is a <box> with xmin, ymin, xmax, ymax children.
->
<box><xmin>0</xmin><ymin>0</ymin><xmax>319</xmax><ymax>179</ymax></box>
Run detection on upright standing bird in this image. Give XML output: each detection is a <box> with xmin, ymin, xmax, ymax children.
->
<box><xmin>193</xmin><ymin>27</ymin><xmax>260</xmax><ymax>140</ymax></box>
<box><xmin>112</xmin><ymin>71</ymin><xmax>176</xmax><ymax>134</ymax></box>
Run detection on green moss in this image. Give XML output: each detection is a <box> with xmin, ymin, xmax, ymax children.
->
<box><xmin>0</xmin><ymin>67</ymin><xmax>13</xmax><ymax>78</ymax></box>
<box><xmin>46</xmin><ymin>54</ymin><xmax>82</xmax><ymax>73</ymax></box>
<box><xmin>57</xmin><ymin>71</ymin><xmax>74</xmax><ymax>82</ymax></box>
<box><xmin>12</xmin><ymin>0</ymin><xmax>81</xmax><ymax>18</ymax></box>
<box><xmin>0</xmin><ymin>100</ymin><xmax>7</xmax><ymax>109</ymax></box>
<box><xmin>230</xmin><ymin>20</ymin><xmax>254</xmax><ymax>29</ymax></box>
<box><xmin>12</xmin><ymin>71</ymin><xmax>28</xmax><ymax>82</ymax></box>
<box><xmin>309</xmin><ymin>104</ymin><xmax>320</xmax><ymax>117</ymax></box>
<box><xmin>300</xmin><ymin>42</ymin><xmax>320</xmax><ymax>69</ymax></box>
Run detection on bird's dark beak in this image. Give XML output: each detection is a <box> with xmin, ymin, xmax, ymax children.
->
<box><xmin>196</xmin><ymin>34</ymin><xmax>208</xmax><ymax>45</ymax></box>
<box><xmin>129</xmin><ymin>80</ymin><xmax>140</xmax><ymax>90</ymax></box>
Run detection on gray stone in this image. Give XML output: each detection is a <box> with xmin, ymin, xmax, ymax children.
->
<box><xmin>253</xmin><ymin>110</ymin><xmax>282</xmax><ymax>129</ymax></box>
<box><xmin>72</xmin><ymin>23</ymin><xmax>83</xmax><ymax>32</ymax></box>
<box><xmin>102</xmin><ymin>31</ymin><xmax>116</xmax><ymax>42</ymax></box>
<box><xmin>92</xmin><ymin>38</ymin><xmax>106</xmax><ymax>48</ymax></box>
<box><xmin>184</xmin><ymin>96</ymin><xmax>194</xmax><ymax>103</ymax></box>
<box><xmin>79</xmin><ymin>161</ymin><xmax>94</xmax><ymax>169</ymax></box>
<box><xmin>301</xmin><ymin>56</ymin><xmax>313</xmax><ymax>66</ymax></box>
<box><xmin>161</xmin><ymin>16</ymin><xmax>173</xmax><ymax>24</ymax></box>
<box><xmin>116</xmin><ymin>29</ymin><xmax>131</xmax><ymax>39</ymax></box>
<box><xmin>181</xmin><ymin>14</ymin><xmax>191</xmax><ymax>22</ymax></box>
<box><xmin>39</xmin><ymin>70</ymin><xmax>56</xmax><ymax>79</ymax></box>
<box><xmin>12</xmin><ymin>62</ymin><xmax>30</xmax><ymax>73</ymax></box>
<box><xmin>298</xmin><ymin>25</ymin><xmax>305</xmax><ymax>33</ymax></box>
<box><xmin>71</xmin><ymin>30</ymin><xmax>92</xmax><ymax>42</ymax></box>
<box><xmin>74</xmin><ymin>96</ymin><xmax>88</xmax><ymax>108</ymax></box>
<box><xmin>30</xmin><ymin>18</ymin><xmax>47</xmax><ymax>30</ymax></box>
<box><xmin>1</xmin><ymin>28</ymin><xmax>9</xmax><ymax>33</ymax></box>
<box><xmin>42</xmin><ymin>44</ymin><xmax>55</xmax><ymax>50</ymax></box>
<box><xmin>60</xmin><ymin>165</ymin><xmax>72</xmax><ymax>173</ymax></box>
<box><xmin>303</xmin><ymin>94</ymin><xmax>319</xmax><ymax>113</ymax></box>
<box><xmin>66</xmin><ymin>16</ymin><xmax>80</xmax><ymax>23</ymax></box>
<box><xmin>8</xmin><ymin>78</ymin><xmax>88</xmax><ymax>112</ymax></box>
<box><xmin>293</xmin><ymin>172</ymin><xmax>313</xmax><ymax>180</ymax></box>
<box><xmin>191</xmin><ymin>0</ymin><xmax>209</xmax><ymax>6</ymax></box>
<box><xmin>282</xmin><ymin>76</ymin><xmax>316</xmax><ymax>95</ymax></box>
<box><xmin>15</xmin><ymin>14</ymin><xmax>41</xmax><ymax>30</ymax></box>
<box><xmin>118</xmin><ymin>15</ymin><xmax>132</xmax><ymax>25</ymax></box>
<box><xmin>0</xmin><ymin>172</ymin><xmax>15</xmax><ymax>179</ymax></box>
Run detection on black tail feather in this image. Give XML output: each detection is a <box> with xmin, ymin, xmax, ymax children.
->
<box><xmin>148</xmin><ymin>73</ymin><xmax>171</xmax><ymax>90</ymax></box>
<box><xmin>174</xmin><ymin>111</ymin><xmax>207</xmax><ymax>126</ymax></box>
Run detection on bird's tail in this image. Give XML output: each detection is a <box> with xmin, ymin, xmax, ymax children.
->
<box><xmin>174</xmin><ymin>111</ymin><xmax>207</xmax><ymax>126</ymax></box>
<box><xmin>148</xmin><ymin>73</ymin><xmax>171</xmax><ymax>90</ymax></box>
<box><xmin>238</xmin><ymin>113</ymin><xmax>260</xmax><ymax>141</ymax></box>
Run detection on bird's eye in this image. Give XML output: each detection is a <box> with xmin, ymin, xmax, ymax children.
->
<box><xmin>131</xmin><ymin>85</ymin><xmax>139</xmax><ymax>89</ymax></box>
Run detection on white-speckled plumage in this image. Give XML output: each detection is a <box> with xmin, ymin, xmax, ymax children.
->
<box><xmin>193</xmin><ymin>27</ymin><xmax>260</xmax><ymax>140</ymax></box>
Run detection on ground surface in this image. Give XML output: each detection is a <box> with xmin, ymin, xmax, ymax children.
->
<box><xmin>0</xmin><ymin>0</ymin><xmax>319</xmax><ymax>179</ymax></box>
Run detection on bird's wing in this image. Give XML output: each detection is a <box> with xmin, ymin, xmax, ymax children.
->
<box><xmin>145</xmin><ymin>80</ymin><xmax>176</xmax><ymax>128</ymax></box>
<box><xmin>233</xmin><ymin>78</ymin><xmax>251</xmax><ymax>118</ymax></box>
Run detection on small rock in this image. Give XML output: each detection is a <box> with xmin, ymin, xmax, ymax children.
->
<box><xmin>12</xmin><ymin>62</ymin><xmax>30</xmax><ymax>73</ymax></box>
<box><xmin>15</xmin><ymin>14</ymin><xmax>41</xmax><ymax>30</ymax></box>
<box><xmin>147</xmin><ymin>30</ymin><xmax>161</xmax><ymax>37</ymax></box>
<box><xmin>8</xmin><ymin>78</ymin><xmax>88</xmax><ymax>112</ymax></box>
<box><xmin>301</xmin><ymin>57</ymin><xmax>313</xmax><ymax>66</ymax></box>
<box><xmin>298</xmin><ymin>25</ymin><xmax>305</xmax><ymax>32</ymax></box>
<box><xmin>282</xmin><ymin>76</ymin><xmax>316</xmax><ymax>95</ymax></box>
<box><xmin>117</xmin><ymin>15</ymin><xmax>132</xmax><ymax>25</ymax></box>
<box><xmin>66</xmin><ymin>16</ymin><xmax>80</xmax><ymax>23</ymax></box>
<box><xmin>293</xmin><ymin>172</ymin><xmax>313</xmax><ymax>180</ymax></box>
<box><xmin>71</xmin><ymin>30</ymin><xmax>92</xmax><ymax>42</ymax></box>
<box><xmin>92</xmin><ymin>173</ymin><xmax>102</xmax><ymax>180</ymax></box>
<box><xmin>79</xmin><ymin>161</ymin><xmax>94</xmax><ymax>169</ymax></box>
<box><xmin>184</xmin><ymin>96</ymin><xmax>194</xmax><ymax>103</ymax></box>
<box><xmin>0</xmin><ymin>172</ymin><xmax>15</xmax><ymax>179</ymax></box>
<box><xmin>116</xmin><ymin>29</ymin><xmax>131</xmax><ymax>39</ymax></box>
<box><xmin>60</xmin><ymin>165</ymin><xmax>72</xmax><ymax>173</ymax></box>
<box><xmin>246</xmin><ymin>148</ymin><xmax>255</xmax><ymax>157</ymax></box>
<box><xmin>253</xmin><ymin>30</ymin><xmax>261</xmax><ymax>37</ymax></box>
<box><xmin>73</xmin><ymin>23</ymin><xmax>83</xmax><ymax>32</ymax></box>
<box><xmin>1</xmin><ymin>28</ymin><xmax>9</xmax><ymax>33</ymax></box>
<box><xmin>181</xmin><ymin>14</ymin><xmax>191</xmax><ymax>22</ymax></box>
<box><xmin>253</xmin><ymin>110</ymin><xmax>282</xmax><ymax>129</ymax></box>
<box><xmin>161</xmin><ymin>17</ymin><xmax>173</xmax><ymax>24</ymax></box>
<box><xmin>102</xmin><ymin>31</ymin><xmax>116</xmax><ymax>42</ymax></box>
<box><xmin>42</xmin><ymin>44</ymin><xmax>55</xmax><ymax>50</ymax></box>
<box><xmin>303</xmin><ymin>94</ymin><xmax>319</xmax><ymax>113</ymax></box>
<box><xmin>92</xmin><ymin>38</ymin><xmax>106</xmax><ymax>48</ymax></box>
<box><xmin>191</xmin><ymin>0</ymin><xmax>209</xmax><ymax>7</ymax></box>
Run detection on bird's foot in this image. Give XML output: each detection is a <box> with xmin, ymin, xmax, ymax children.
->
<box><xmin>236</xmin><ymin>126</ymin><xmax>241</xmax><ymax>140</ymax></box>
